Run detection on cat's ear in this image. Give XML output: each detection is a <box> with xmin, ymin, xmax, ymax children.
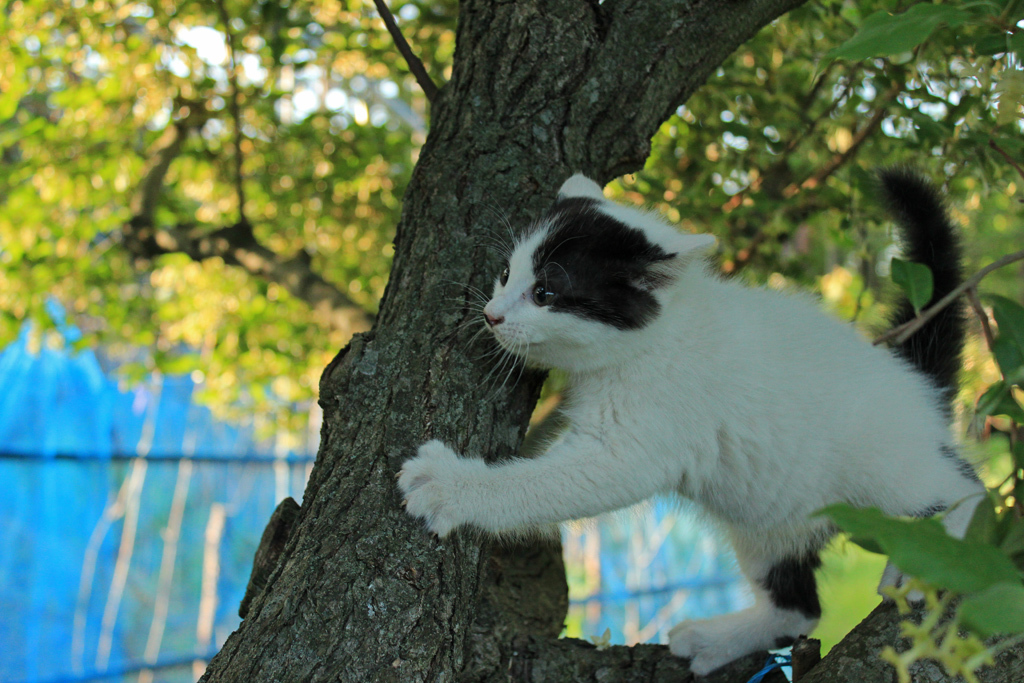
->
<box><xmin>666</xmin><ymin>233</ymin><xmax>717</xmax><ymax>259</ymax></box>
<box><xmin>557</xmin><ymin>173</ymin><xmax>605</xmax><ymax>201</ymax></box>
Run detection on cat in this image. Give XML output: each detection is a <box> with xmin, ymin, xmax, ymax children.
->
<box><xmin>397</xmin><ymin>170</ymin><xmax>983</xmax><ymax>674</ymax></box>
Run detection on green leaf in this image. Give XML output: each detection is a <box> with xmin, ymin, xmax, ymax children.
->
<box><xmin>965</xmin><ymin>495</ymin><xmax>1000</xmax><ymax>546</ymax></box>
<box><xmin>998</xmin><ymin>395</ymin><xmax>1024</xmax><ymax>423</ymax></box>
<box><xmin>993</xmin><ymin>336</ymin><xmax>1024</xmax><ymax>386</ymax></box>
<box><xmin>848</xmin><ymin>535</ymin><xmax>885</xmax><ymax>555</ymax></box>
<box><xmin>976</xmin><ymin>382</ymin><xmax>1006</xmax><ymax>417</ymax></box>
<box><xmin>827</xmin><ymin>5</ymin><xmax>974</xmax><ymax>61</ymax></box>
<box><xmin>973</xmin><ymin>32</ymin><xmax>1011</xmax><ymax>56</ymax></box>
<box><xmin>1001</xmin><ymin>516</ymin><xmax>1024</xmax><ymax>569</ymax></box>
<box><xmin>1011</xmin><ymin>30</ymin><xmax>1024</xmax><ymax>61</ymax></box>
<box><xmin>160</xmin><ymin>354</ymin><xmax>201</xmax><ymax>375</ymax></box>
<box><xmin>992</xmin><ymin>136</ymin><xmax>1024</xmax><ymax>159</ymax></box>
<box><xmin>891</xmin><ymin>258</ymin><xmax>934</xmax><ymax>313</ymax></box>
<box><xmin>961</xmin><ymin>582</ymin><xmax>1024</xmax><ymax>637</ymax></box>
<box><xmin>908</xmin><ymin>110</ymin><xmax>952</xmax><ymax>143</ymax></box>
<box><xmin>975</xmin><ymin>382</ymin><xmax>1024</xmax><ymax>422</ymax></box>
<box><xmin>990</xmin><ymin>295</ymin><xmax>1024</xmax><ymax>356</ymax></box>
<box><xmin>819</xmin><ymin>504</ymin><xmax>1020</xmax><ymax>594</ymax></box>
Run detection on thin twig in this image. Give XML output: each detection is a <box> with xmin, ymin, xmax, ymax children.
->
<box><xmin>216</xmin><ymin>0</ymin><xmax>247</xmax><ymax>223</ymax></box>
<box><xmin>967</xmin><ymin>283</ymin><xmax>1021</xmax><ymax>514</ymax></box>
<box><xmin>989</xmin><ymin>139</ymin><xmax>1024</xmax><ymax>183</ymax></box>
<box><xmin>727</xmin><ymin>73</ymin><xmax>897</xmax><ymax>272</ymax></box>
<box><xmin>873</xmin><ymin>248</ymin><xmax>1024</xmax><ymax>346</ymax></box>
<box><xmin>372</xmin><ymin>0</ymin><xmax>439</xmax><ymax>102</ymax></box>
<box><xmin>966</xmin><ymin>286</ymin><xmax>995</xmax><ymax>350</ymax></box>
<box><xmin>785</xmin><ymin>80</ymin><xmax>901</xmax><ymax>197</ymax></box>
<box><xmin>785</xmin><ymin>62</ymin><xmax>858</xmax><ymax>156</ymax></box>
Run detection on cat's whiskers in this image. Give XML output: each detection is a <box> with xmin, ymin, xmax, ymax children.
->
<box><xmin>481</xmin><ymin>202</ymin><xmax>518</xmax><ymax>248</ymax></box>
<box><xmin>478</xmin><ymin>349</ymin><xmax>510</xmax><ymax>396</ymax></box>
<box><xmin>473</xmin><ymin>218</ymin><xmax>515</xmax><ymax>260</ymax></box>
<box><xmin>507</xmin><ymin>339</ymin><xmax>529</xmax><ymax>391</ymax></box>
<box><xmin>480</xmin><ymin>335</ymin><xmax>524</xmax><ymax>398</ymax></box>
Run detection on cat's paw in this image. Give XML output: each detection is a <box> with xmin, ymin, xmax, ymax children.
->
<box><xmin>668</xmin><ymin>616</ymin><xmax>746</xmax><ymax>676</ymax></box>
<box><xmin>670</xmin><ymin>606</ymin><xmax>816</xmax><ymax>675</ymax></box>
<box><xmin>398</xmin><ymin>440</ymin><xmax>483</xmax><ymax>537</ymax></box>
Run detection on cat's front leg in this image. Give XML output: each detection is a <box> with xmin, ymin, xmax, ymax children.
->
<box><xmin>400</xmin><ymin>431</ymin><xmax>671</xmax><ymax>536</ymax></box>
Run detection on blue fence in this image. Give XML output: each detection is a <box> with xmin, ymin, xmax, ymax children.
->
<box><xmin>1</xmin><ymin>323</ymin><xmax>745</xmax><ymax>682</ymax></box>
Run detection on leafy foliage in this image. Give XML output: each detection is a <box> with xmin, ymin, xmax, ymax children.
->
<box><xmin>2</xmin><ymin>0</ymin><xmax>1021</xmax><ymax>433</ymax></box>
<box><xmin>0</xmin><ymin>0</ymin><xmax>457</xmax><ymax>430</ymax></box>
<box><xmin>826</xmin><ymin>4</ymin><xmax>975</xmax><ymax>61</ymax></box>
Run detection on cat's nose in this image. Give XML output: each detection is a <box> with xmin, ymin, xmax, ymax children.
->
<box><xmin>485</xmin><ymin>313</ymin><xmax>505</xmax><ymax>327</ymax></box>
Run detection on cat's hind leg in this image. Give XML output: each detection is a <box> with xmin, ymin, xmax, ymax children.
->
<box><xmin>669</xmin><ymin>547</ymin><xmax>822</xmax><ymax>675</ymax></box>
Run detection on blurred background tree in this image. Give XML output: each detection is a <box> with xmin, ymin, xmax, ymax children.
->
<box><xmin>2</xmin><ymin>0</ymin><xmax>1020</xmax><ymax>432</ymax></box>
<box><xmin>1</xmin><ymin>0</ymin><xmax>1022</xmax><ymax>677</ymax></box>
<box><xmin>1</xmin><ymin>0</ymin><xmax>457</xmax><ymax>435</ymax></box>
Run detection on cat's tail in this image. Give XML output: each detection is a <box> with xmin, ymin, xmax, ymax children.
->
<box><xmin>879</xmin><ymin>168</ymin><xmax>966</xmax><ymax>412</ymax></box>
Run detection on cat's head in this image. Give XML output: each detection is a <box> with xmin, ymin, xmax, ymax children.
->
<box><xmin>482</xmin><ymin>174</ymin><xmax>715</xmax><ymax>371</ymax></box>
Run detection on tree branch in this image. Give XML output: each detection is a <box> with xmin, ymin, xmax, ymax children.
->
<box><xmin>503</xmin><ymin>638</ymin><xmax>786</xmax><ymax>683</ymax></box>
<box><xmin>215</xmin><ymin>0</ymin><xmax>248</xmax><ymax>222</ymax></box>
<box><xmin>566</xmin><ymin>0</ymin><xmax>811</xmax><ymax>179</ymax></box>
<box><xmin>799</xmin><ymin>602</ymin><xmax>1024</xmax><ymax>683</ymax></box>
<box><xmin>873</xmin><ymin>248</ymin><xmax>1024</xmax><ymax>347</ymax></box>
<box><xmin>989</xmin><ymin>138</ymin><xmax>1024</xmax><ymax>183</ymax></box>
<box><xmin>122</xmin><ymin>218</ymin><xmax>372</xmax><ymax>334</ymax></box>
<box><xmin>372</xmin><ymin>0</ymin><xmax>440</xmax><ymax>102</ymax></box>
<box><xmin>783</xmin><ymin>79</ymin><xmax>901</xmax><ymax>197</ymax></box>
<box><xmin>130</xmin><ymin>122</ymin><xmax>189</xmax><ymax>224</ymax></box>
<box><xmin>967</xmin><ymin>286</ymin><xmax>996</xmax><ymax>350</ymax></box>
<box><xmin>124</xmin><ymin>123</ymin><xmax>371</xmax><ymax>335</ymax></box>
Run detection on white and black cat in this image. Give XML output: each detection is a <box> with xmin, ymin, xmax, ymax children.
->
<box><xmin>398</xmin><ymin>170</ymin><xmax>983</xmax><ymax>674</ymax></box>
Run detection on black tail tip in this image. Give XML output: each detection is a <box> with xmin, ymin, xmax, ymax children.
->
<box><xmin>875</xmin><ymin>167</ymin><xmax>951</xmax><ymax>229</ymax></box>
<box><xmin>875</xmin><ymin>166</ymin><xmax>961</xmax><ymax>273</ymax></box>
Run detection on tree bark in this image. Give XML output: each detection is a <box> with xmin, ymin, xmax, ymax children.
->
<box><xmin>196</xmin><ymin>1</ymin><xmax>829</xmax><ymax>681</ymax></box>
<box><xmin>799</xmin><ymin>602</ymin><xmax>1024</xmax><ymax>683</ymax></box>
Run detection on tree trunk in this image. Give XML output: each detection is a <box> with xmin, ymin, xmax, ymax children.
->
<box><xmin>195</xmin><ymin>1</ymin><xmax>834</xmax><ymax>681</ymax></box>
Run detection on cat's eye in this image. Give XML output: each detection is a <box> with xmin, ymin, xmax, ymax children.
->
<box><xmin>532</xmin><ymin>285</ymin><xmax>556</xmax><ymax>306</ymax></box>
<box><xmin>499</xmin><ymin>266</ymin><xmax>510</xmax><ymax>286</ymax></box>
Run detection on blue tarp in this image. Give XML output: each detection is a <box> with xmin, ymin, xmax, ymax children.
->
<box><xmin>0</xmin><ymin>325</ymin><xmax>314</xmax><ymax>683</ymax></box>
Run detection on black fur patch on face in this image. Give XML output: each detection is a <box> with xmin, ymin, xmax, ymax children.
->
<box><xmin>531</xmin><ymin>197</ymin><xmax>674</xmax><ymax>330</ymax></box>
<box><xmin>761</xmin><ymin>553</ymin><xmax>822</xmax><ymax>618</ymax></box>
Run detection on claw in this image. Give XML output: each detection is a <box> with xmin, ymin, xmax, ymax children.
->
<box><xmin>395</xmin><ymin>470</ymin><xmax>404</xmax><ymax>480</ymax></box>
<box><xmin>401</xmin><ymin>499</ymin><xmax>408</xmax><ymax>507</ymax></box>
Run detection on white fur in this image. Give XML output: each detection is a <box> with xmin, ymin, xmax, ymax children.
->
<box><xmin>398</xmin><ymin>174</ymin><xmax>982</xmax><ymax>673</ymax></box>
